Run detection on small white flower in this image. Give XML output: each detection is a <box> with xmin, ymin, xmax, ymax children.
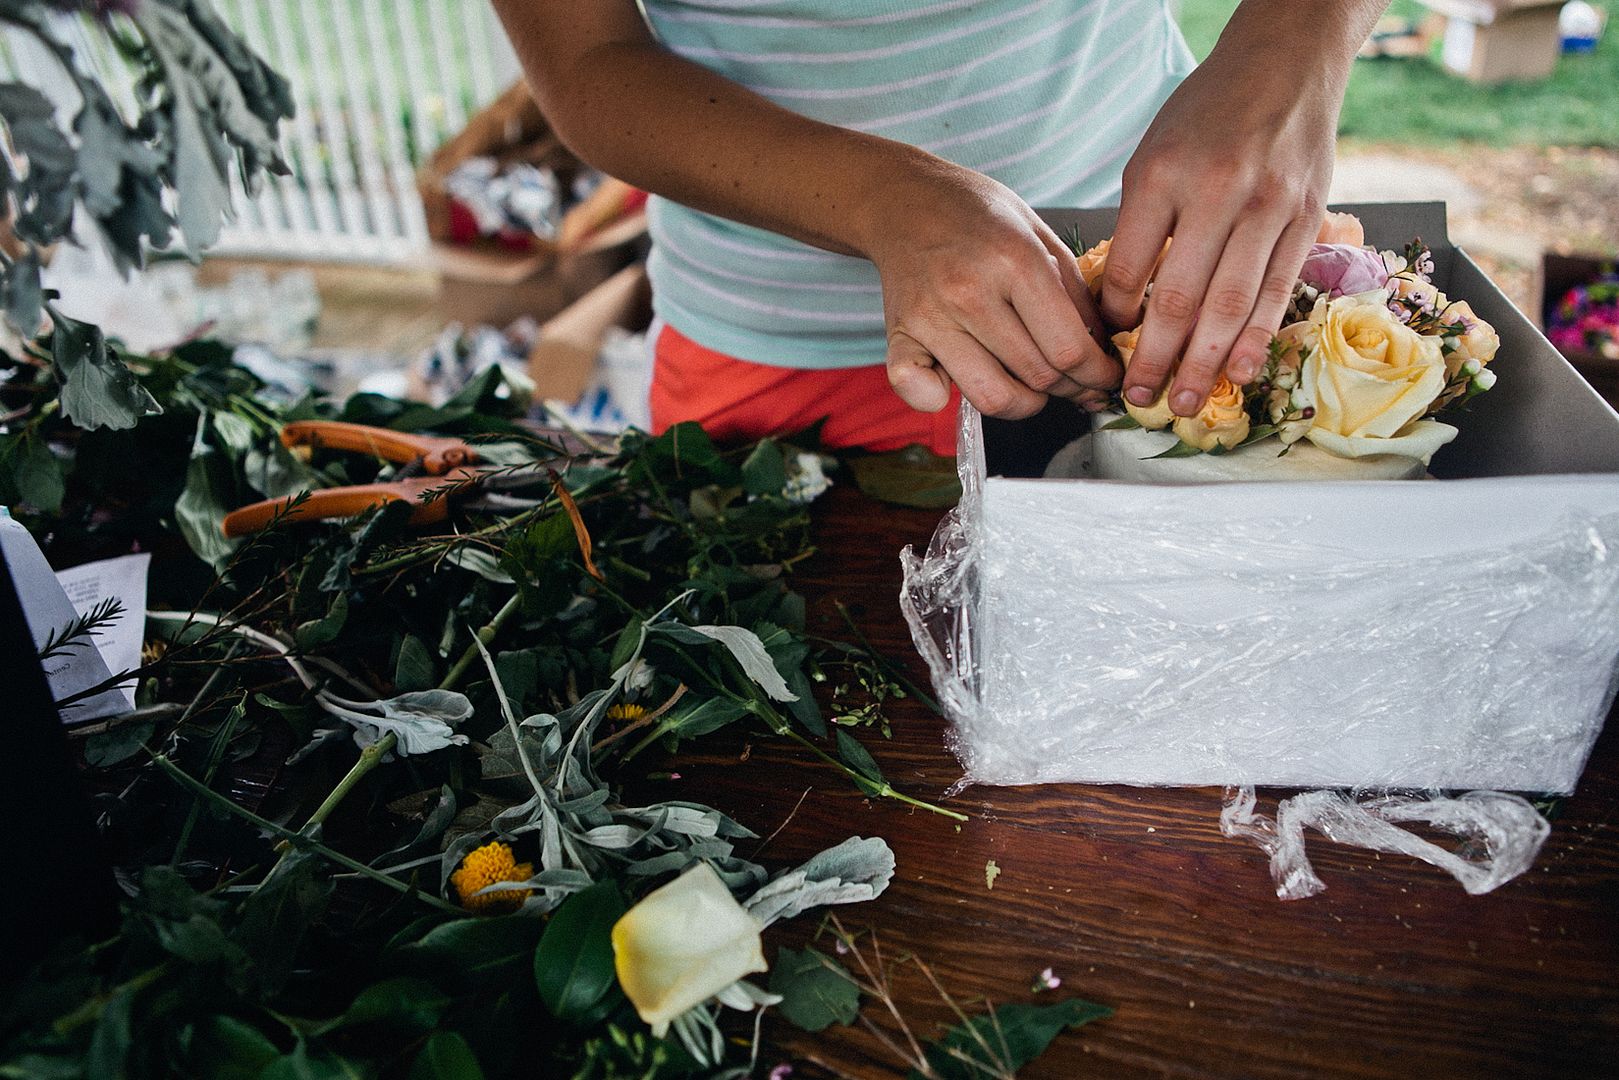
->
<box><xmin>1462</xmin><ymin>358</ymin><xmax>1481</xmax><ymax>377</ymax></box>
<box><xmin>1472</xmin><ymin>368</ymin><xmax>1498</xmax><ymax>392</ymax></box>
<box><xmin>781</xmin><ymin>452</ymin><xmax>832</xmax><ymax>505</ymax></box>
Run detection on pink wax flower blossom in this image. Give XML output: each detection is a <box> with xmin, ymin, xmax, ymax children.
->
<box><xmin>1298</xmin><ymin>244</ymin><xmax>1390</xmax><ymax>299</ymax></box>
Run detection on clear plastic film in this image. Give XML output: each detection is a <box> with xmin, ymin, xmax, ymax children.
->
<box><xmin>900</xmin><ymin>403</ymin><xmax>1619</xmax><ymax>896</ymax></box>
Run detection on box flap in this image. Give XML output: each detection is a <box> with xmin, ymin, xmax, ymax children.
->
<box><xmin>528</xmin><ymin>263</ymin><xmax>651</xmax><ymax>402</ymax></box>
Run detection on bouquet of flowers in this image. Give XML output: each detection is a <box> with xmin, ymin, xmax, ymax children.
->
<box><xmin>1548</xmin><ymin>272</ymin><xmax>1619</xmax><ymax>362</ymax></box>
<box><xmin>1078</xmin><ymin>212</ymin><xmax>1501</xmax><ymax>465</ymax></box>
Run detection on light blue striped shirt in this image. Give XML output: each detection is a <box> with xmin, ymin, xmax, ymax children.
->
<box><xmin>640</xmin><ymin>0</ymin><xmax>1195</xmax><ymax>369</ymax></box>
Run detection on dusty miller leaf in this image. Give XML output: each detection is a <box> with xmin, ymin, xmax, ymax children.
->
<box><xmin>744</xmin><ymin>836</ymin><xmax>895</xmax><ymax>928</ymax></box>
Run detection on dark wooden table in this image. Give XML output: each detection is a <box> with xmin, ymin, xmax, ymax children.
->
<box><xmin>661</xmin><ymin>483</ymin><xmax>1619</xmax><ymax>1080</ymax></box>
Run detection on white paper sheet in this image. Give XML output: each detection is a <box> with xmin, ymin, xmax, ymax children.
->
<box><xmin>56</xmin><ymin>552</ymin><xmax>151</xmax><ymax>709</ymax></box>
<box><xmin>0</xmin><ymin>512</ymin><xmax>130</xmax><ymax>721</ymax></box>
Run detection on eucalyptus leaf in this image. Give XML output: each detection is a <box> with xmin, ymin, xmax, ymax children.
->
<box><xmin>295</xmin><ymin>592</ymin><xmax>348</xmax><ymax>651</ymax></box>
<box><xmin>445</xmin><ymin>545</ymin><xmax>515</xmax><ymax>584</ymax></box>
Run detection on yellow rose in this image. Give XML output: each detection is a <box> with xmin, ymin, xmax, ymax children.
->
<box><xmin>1296</xmin><ymin>293</ymin><xmax>1457</xmax><ymax>463</ymax></box>
<box><xmin>1172</xmin><ymin>377</ymin><xmax>1250</xmax><ymax>452</ymax></box>
<box><xmin>611</xmin><ymin>862</ymin><xmax>767</xmax><ymax>1037</ymax></box>
<box><xmin>1077</xmin><ymin>239</ymin><xmax>1110</xmax><ymax>297</ymax></box>
<box><xmin>1111</xmin><ymin>327</ymin><xmax>1174</xmax><ymax>429</ymax></box>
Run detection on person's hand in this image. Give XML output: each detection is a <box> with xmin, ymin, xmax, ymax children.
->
<box><xmin>1103</xmin><ymin>20</ymin><xmax>1346</xmax><ymax>419</ymax></box>
<box><xmin>864</xmin><ymin>165</ymin><xmax>1119</xmax><ymax>420</ymax></box>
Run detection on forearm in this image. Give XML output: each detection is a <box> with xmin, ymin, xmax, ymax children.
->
<box><xmin>1214</xmin><ymin>0</ymin><xmax>1390</xmax><ymax>90</ymax></box>
<box><xmin>491</xmin><ymin>2</ymin><xmax>946</xmax><ymax>261</ymax></box>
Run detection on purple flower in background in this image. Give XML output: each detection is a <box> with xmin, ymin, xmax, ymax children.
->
<box><xmin>1298</xmin><ymin>244</ymin><xmax>1390</xmax><ymax>299</ymax></box>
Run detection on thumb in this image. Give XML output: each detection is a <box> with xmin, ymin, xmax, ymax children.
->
<box><xmin>886</xmin><ymin>331</ymin><xmax>953</xmax><ymax>413</ymax></box>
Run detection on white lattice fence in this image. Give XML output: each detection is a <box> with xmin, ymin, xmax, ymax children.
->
<box><xmin>2</xmin><ymin>1</ymin><xmax>522</xmax><ymax>264</ymax></box>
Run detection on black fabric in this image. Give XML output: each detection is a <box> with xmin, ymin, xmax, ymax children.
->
<box><xmin>0</xmin><ymin>546</ymin><xmax>119</xmax><ymax>983</ymax></box>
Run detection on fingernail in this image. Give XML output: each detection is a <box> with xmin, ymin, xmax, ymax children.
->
<box><xmin>1125</xmin><ymin>385</ymin><xmax>1154</xmax><ymax>406</ymax></box>
<box><xmin>1172</xmin><ymin>390</ymin><xmax>1200</xmax><ymax>415</ymax></box>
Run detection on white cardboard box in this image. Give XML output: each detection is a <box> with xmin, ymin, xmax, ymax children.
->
<box><xmin>902</xmin><ymin>203</ymin><xmax>1619</xmax><ymax>794</ymax></box>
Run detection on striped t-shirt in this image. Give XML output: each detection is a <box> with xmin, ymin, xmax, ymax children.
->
<box><xmin>639</xmin><ymin>0</ymin><xmax>1196</xmax><ymax>369</ymax></box>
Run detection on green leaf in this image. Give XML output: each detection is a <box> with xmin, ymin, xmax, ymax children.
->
<box><xmin>86</xmin><ymin>984</ymin><xmax>134</xmax><ymax>1080</ymax></box>
<box><xmin>769</xmin><ymin>947</ymin><xmax>860</xmax><ymax>1032</ymax></box>
<box><xmin>390</xmin><ymin>915</ymin><xmax>544</xmax><ymax>986</ymax></box>
<box><xmin>910</xmin><ymin>997</ymin><xmax>1113</xmax><ymax>1080</ymax></box>
<box><xmin>1144</xmin><ymin>440</ymin><xmax>1205</xmax><ymax>460</ymax></box>
<box><xmin>188</xmin><ymin>1016</ymin><xmax>281</xmax><ymax>1080</ymax></box>
<box><xmin>835</xmin><ymin>729</ymin><xmax>884</xmax><ymax>788</ymax></box>
<box><xmin>1098</xmin><ymin>414</ymin><xmax>1141</xmax><ymax>431</ymax></box>
<box><xmin>409</xmin><ymin>1033</ymin><xmax>485</xmax><ymax>1080</ymax></box>
<box><xmin>683</xmin><ymin>624</ymin><xmax>798</xmax><ymax>703</ymax></box>
<box><xmin>740</xmin><ymin>438</ymin><xmax>787</xmax><ymax>496</ymax></box>
<box><xmin>534</xmin><ymin>880</ymin><xmax>627</xmax><ymax>1023</ymax></box>
<box><xmin>50</xmin><ymin>308</ymin><xmax>162</xmax><ymax>432</ymax></box>
<box><xmin>662</xmin><ymin>696</ymin><xmax>751</xmax><ymax>741</ymax></box>
<box><xmin>296</xmin><ymin>592</ymin><xmax>349</xmax><ymax>651</ymax></box>
<box><xmin>849</xmin><ymin>445</ymin><xmax>961</xmax><ymax>509</ymax></box>
<box><xmin>14</xmin><ymin>433</ymin><xmax>66</xmax><ymax>514</ymax></box>
<box><xmin>84</xmin><ymin>720</ymin><xmax>155</xmax><ymax>768</ymax></box>
<box><xmin>233</xmin><ymin>850</ymin><xmax>332</xmax><ymax>995</ymax></box>
<box><xmin>395</xmin><ymin>635</ymin><xmax>436</xmax><ymax>693</ymax></box>
<box><xmin>317</xmin><ymin>978</ymin><xmax>451</xmax><ymax>1036</ymax></box>
<box><xmin>176</xmin><ymin>416</ymin><xmax>238</xmax><ymax>569</ymax></box>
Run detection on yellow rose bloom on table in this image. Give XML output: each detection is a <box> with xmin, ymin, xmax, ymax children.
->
<box><xmin>1294</xmin><ymin>292</ymin><xmax>1457</xmax><ymax>463</ymax></box>
<box><xmin>611</xmin><ymin>862</ymin><xmax>767</xmax><ymax>1037</ymax></box>
<box><xmin>1172</xmin><ymin>376</ymin><xmax>1250</xmax><ymax>452</ymax></box>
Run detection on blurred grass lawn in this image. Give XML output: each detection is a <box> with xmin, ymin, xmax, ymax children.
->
<box><xmin>1176</xmin><ymin>0</ymin><xmax>1619</xmax><ymax>146</ymax></box>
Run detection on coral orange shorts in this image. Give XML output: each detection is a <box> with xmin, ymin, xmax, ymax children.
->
<box><xmin>649</xmin><ymin>324</ymin><xmax>959</xmax><ymax>457</ymax></box>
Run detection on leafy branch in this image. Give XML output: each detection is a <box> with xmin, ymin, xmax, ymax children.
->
<box><xmin>37</xmin><ymin>594</ymin><xmax>125</xmax><ymax>662</ymax></box>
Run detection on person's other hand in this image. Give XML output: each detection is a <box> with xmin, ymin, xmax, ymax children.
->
<box><xmin>866</xmin><ymin>166</ymin><xmax>1119</xmax><ymax>420</ymax></box>
<box><xmin>1103</xmin><ymin>26</ymin><xmax>1342</xmax><ymax>419</ymax></box>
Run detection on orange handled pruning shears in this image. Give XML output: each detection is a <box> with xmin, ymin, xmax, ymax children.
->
<box><xmin>220</xmin><ymin>421</ymin><xmax>495</xmax><ymax>538</ymax></box>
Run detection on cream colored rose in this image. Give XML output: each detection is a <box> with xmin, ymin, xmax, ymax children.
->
<box><xmin>1442</xmin><ymin>299</ymin><xmax>1499</xmax><ymax>377</ymax></box>
<box><xmin>1112</xmin><ymin>328</ymin><xmax>1175</xmax><ymax>429</ymax></box>
<box><xmin>1295</xmin><ymin>293</ymin><xmax>1457</xmax><ymax>463</ymax></box>
<box><xmin>611</xmin><ymin>862</ymin><xmax>767</xmax><ymax>1037</ymax></box>
<box><xmin>1077</xmin><ymin>239</ymin><xmax>1110</xmax><ymax>296</ymax></box>
<box><xmin>1172</xmin><ymin>376</ymin><xmax>1250</xmax><ymax>452</ymax></box>
<box><xmin>1316</xmin><ymin>211</ymin><xmax>1366</xmax><ymax>247</ymax></box>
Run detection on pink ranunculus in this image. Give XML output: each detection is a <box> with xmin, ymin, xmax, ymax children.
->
<box><xmin>1297</xmin><ymin>243</ymin><xmax>1390</xmax><ymax>299</ymax></box>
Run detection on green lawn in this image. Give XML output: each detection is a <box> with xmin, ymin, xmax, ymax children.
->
<box><xmin>1177</xmin><ymin>0</ymin><xmax>1619</xmax><ymax>146</ymax></box>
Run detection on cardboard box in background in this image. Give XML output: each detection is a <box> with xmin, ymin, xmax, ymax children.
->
<box><xmin>910</xmin><ymin>203</ymin><xmax>1619</xmax><ymax>795</ymax></box>
<box><xmin>527</xmin><ymin>262</ymin><xmax>652</xmax><ymax>406</ymax></box>
<box><xmin>1535</xmin><ymin>251</ymin><xmax>1619</xmax><ymax>405</ymax></box>
<box><xmin>421</xmin><ymin>82</ymin><xmax>649</xmax><ymax>328</ymax></box>
<box><xmin>1421</xmin><ymin>0</ymin><xmax>1565</xmax><ymax>83</ymax></box>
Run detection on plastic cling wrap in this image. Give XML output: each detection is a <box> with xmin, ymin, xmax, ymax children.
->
<box><xmin>904</xmin><ymin>406</ymin><xmax>1619</xmax><ymax>793</ymax></box>
<box><xmin>900</xmin><ymin>405</ymin><xmax>1619</xmax><ymax>893</ymax></box>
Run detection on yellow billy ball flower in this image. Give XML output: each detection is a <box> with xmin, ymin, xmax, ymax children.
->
<box><xmin>606</xmin><ymin>703</ymin><xmax>649</xmax><ymax>724</ymax></box>
<box><xmin>450</xmin><ymin>841</ymin><xmax>534</xmax><ymax>915</ymax></box>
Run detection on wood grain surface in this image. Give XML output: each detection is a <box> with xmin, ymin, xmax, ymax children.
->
<box><xmin>642</xmin><ymin>482</ymin><xmax>1619</xmax><ymax>1080</ymax></box>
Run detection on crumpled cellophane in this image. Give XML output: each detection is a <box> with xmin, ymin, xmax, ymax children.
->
<box><xmin>900</xmin><ymin>403</ymin><xmax>1619</xmax><ymax>897</ymax></box>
